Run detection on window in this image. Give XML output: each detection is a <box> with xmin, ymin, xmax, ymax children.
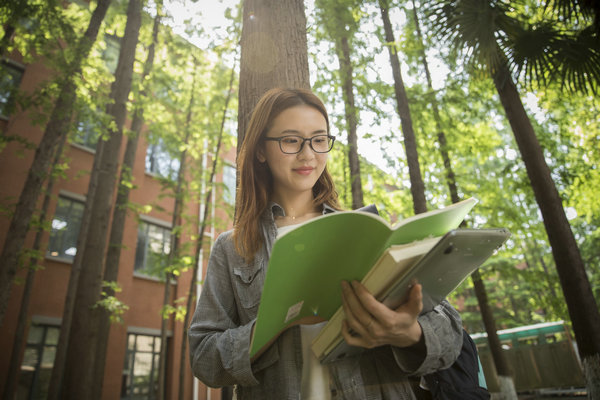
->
<box><xmin>134</xmin><ymin>221</ymin><xmax>171</xmax><ymax>279</ymax></box>
<box><xmin>222</xmin><ymin>164</ymin><xmax>236</xmax><ymax>205</ymax></box>
<box><xmin>103</xmin><ymin>34</ymin><xmax>121</xmax><ymax>74</ymax></box>
<box><xmin>121</xmin><ymin>333</ymin><xmax>162</xmax><ymax>399</ymax></box>
<box><xmin>18</xmin><ymin>323</ymin><xmax>60</xmax><ymax>400</ymax></box>
<box><xmin>145</xmin><ymin>139</ymin><xmax>180</xmax><ymax>180</ymax></box>
<box><xmin>0</xmin><ymin>60</ymin><xmax>24</xmax><ymax>118</ymax></box>
<box><xmin>71</xmin><ymin>108</ymin><xmax>101</xmax><ymax>150</ymax></box>
<box><xmin>47</xmin><ymin>196</ymin><xmax>85</xmax><ymax>261</ymax></box>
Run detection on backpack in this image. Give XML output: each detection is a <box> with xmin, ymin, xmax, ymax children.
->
<box><xmin>422</xmin><ymin>329</ymin><xmax>491</xmax><ymax>400</ymax></box>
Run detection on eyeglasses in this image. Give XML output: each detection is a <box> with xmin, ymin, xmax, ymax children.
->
<box><xmin>263</xmin><ymin>134</ymin><xmax>336</xmax><ymax>154</ymax></box>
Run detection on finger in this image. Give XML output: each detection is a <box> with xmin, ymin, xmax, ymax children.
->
<box><xmin>342</xmin><ymin>281</ymin><xmax>372</xmax><ymax>327</ymax></box>
<box><xmin>341</xmin><ymin>281</ymin><xmax>378</xmax><ymax>340</ymax></box>
<box><xmin>395</xmin><ymin>283</ymin><xmax>423</xmax><ymax>317</ymax></box>
<box><xmin>341</xmin><ymin>319</ymin><xmax>373</xmax><ymax>349</ymax></box>
<box><xmin>350</xmin><ymin>280</ymin><xmax>397</xmax><ymax>325</ymax></box>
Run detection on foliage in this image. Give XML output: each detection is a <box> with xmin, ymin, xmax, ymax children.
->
<box><xmin>3</xmin><ymin>0</ymin><xmax>598</xmax><ymax>368</ymax></box>
<box><xmin>309</xmin><ymin>0</ymin><xmax>600</xmax><ymax>335</ymax></box>
<box><xmin>161</xmin><ymin>297</ymin><xmax>187</xmax><ymax>322</ymax></box>
<box><xmin>425</xmin><ymin>0</ymin><xmax>600</xmax><ymax>94</ymax></box>
<box><xmin>95</xmin><ymin>281</ymin><xmax>129</xmax><ymax>324</ymax></box>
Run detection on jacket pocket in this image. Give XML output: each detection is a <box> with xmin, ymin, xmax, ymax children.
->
<box><xmin>232</xmin><ymin>264</ymin><xmax>263</xmax><ymax>310</ymax></box>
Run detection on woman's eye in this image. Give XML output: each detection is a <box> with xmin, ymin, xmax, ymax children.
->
<box><xmin>282</xmin><ymin>137</ymin><xmax>300</xmax><ymax>144</ymax></box>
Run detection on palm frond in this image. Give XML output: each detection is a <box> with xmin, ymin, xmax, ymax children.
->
<box><xmin>549</xmin><ymin>25</ymin><xmax>600</xmax><ymax>94</ymax></box>
<box><xmin>543</xmin><ymin>0</ymin><xmax>596</xmax><ymax>25</ymax></box>
<box><xmin>425</xmin><ymin>0</ymin><xmax>513</xmax><ymax>71</ymax></box>
<box><xmin>505</xmin><ymin>22</ymin><xmax>558</xmax><ymax>88</ymax></box>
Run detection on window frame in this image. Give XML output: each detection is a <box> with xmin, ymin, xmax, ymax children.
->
<box><xmin>46</xmin><ymin>191</ymin><xmax>86</xmax><ymax>263</ymax></box>
<box><xmin>133</xmin><ymin>216</ymin><xmax>172</xmax><ymax>281</ymax></box>
<box><xmin>0</xmin><ymin>59</ymin><xmax>25</xmax><ymax>120</ymax></box>
<box><xmin>70</xmin><ymin>107</ymin><xmax>102</xmax><ymax>152</ymax></box>
<box><xmin>144</xmin><ymin>139</ymin><xmax>180</xmax><ymax>181</ymax></box>
<box><xmin>121</xmin><ymin>330</ymin><xmax>166</xmax><ymax>400</ymax></box>
<box><xmin>18</xmin><ymin>316</ymin><xmax>61</xmax><ymax>400</ymax></box>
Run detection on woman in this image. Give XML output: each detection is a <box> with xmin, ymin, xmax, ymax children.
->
<box><xmin>188</xmin><ymin>88</ymin><xmax>463</xmax><ymax>399</ymax></box>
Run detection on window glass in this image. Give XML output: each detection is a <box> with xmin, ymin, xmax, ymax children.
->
<box><xmin>71</xmin><ymin>107</ymin><xmax>101</xmax><ymax>150</ymax></box>
<box><xmin>0</xmin><ymin>61</ymin><xmax>24</xmax><ymax>118</ymax></box>
<box><xmin>18</xmin><ymin>325</ymin><xmax>60</xmax><ymax>400</ymax></box>
<box><xmin>134</xmin><ymin>221</ymin><xmax>171</xmax><ymax>279</ymax></box>
<box><xmin>222</xmin><ymin>164</ymin><xmax>236</xmax><ymax>206</ymax></box>
<box><xmin>145</xmin><ymin>139</ymin><xmax>180</xmax><ymax>180</ymax></box>
<box><xmin>26</xmin><ymin>325</ymin><xmax>44</xmax><ymax>344</ymax></box>
<box><xmin>121</xmin><ymin>333</ymin><xmax>162</xmax><ymax>399</ymax></box>
<box><xmin>103</xmin><ymin>34</ymin><xmax>121</xmax><ymax>74</ymax></box>
<box><xmin>47</xmin><ymin>196</ymin><xmax>85</xmax><ymax>261</ymax></box>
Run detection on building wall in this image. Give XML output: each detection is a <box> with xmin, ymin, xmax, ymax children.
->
<box><xmin>0</xmin><ymin>46</ymin><xmax>236</xmax><ymax>400</ymax></box>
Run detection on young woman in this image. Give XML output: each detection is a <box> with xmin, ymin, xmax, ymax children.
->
<box><xmin>188</xmin><ymin>88</ymin><xmax>463</xmax><ymax>399</ymax></box>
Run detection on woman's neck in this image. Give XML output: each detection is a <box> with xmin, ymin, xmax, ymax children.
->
<box><xmin>272</xmin><ymin>191</ymin><xmax>321</xmax><ymax>227</ymax></box>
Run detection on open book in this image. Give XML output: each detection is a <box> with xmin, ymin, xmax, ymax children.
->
<box><xmin>312</xmin><ymin>227</ymin><xmax>510</xmax><ymax>363</ymax></box>
<box><xmin>248</xmin><ymin>198</ymin><xmax>478</xmax><ymax>358</ymax></box>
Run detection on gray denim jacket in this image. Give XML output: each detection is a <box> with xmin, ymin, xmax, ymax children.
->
<box><xmin>188</xmin><ymin>203</ymin><xmax>463</xmax><ymax>400</ymax></box>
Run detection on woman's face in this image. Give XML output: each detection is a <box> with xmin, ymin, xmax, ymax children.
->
<box><xmin>258</xmin><ymin>105</ymin><xmax>329</xmax><ymax>200</ymax></box>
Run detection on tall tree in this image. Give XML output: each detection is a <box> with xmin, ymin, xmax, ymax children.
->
<box><xmin>378</xmin><ymin>0</ymin><xmax>426</xmax><ymax>214</ymax></box>
<box><xmin>2</xmin><ymin>134</ymin><xmax>67</xmax><ymax>400</ymax></box>
<box><xmin>0</xmin><ymin>0</ymin><xmax>111</xmax><ymax>327</ymax></box>
<box><xmin>315</xmin><ymin>0</ymin><xmax>364</xmax><ymax>209</ymax></box>
<box><xmin>90</xmin><ymin>5</ymin><xmax>162</xmax><ymax>397</ymax></box>
<box><xmin>237</xmin><ymin>0</ymin><xmax>310</xmax><ymax>148</ymax></box>
<box><xmin>61</xmin><ymin>0</ymin><xmax>142</xmax><ymax>398</ymax></box>
<box><xmin>156</xmin><ymin>63</ymin><xmax>197</xmax><ymax>400</ymax></box>
<box><xmin>410</xmin><ymin>3</ymin><xmax>518</xmax><ymax>397</ymax></box>
<box><xmin>429</xmin><ymin>0</ymin><xmax>600</xmax><ymax>393</ymax></box>
<box><xmin>177</xmin><ymin>57</ymin><xmax>237</xmax><ymax>400</ymax></box>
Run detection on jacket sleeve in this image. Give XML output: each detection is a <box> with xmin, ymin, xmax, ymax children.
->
<box><xmin>188</xmin><ymin>234</ymin><xmax>260</xmax><ymax>387</ymax></box>
<box><xmin>391</xmin><ymin>300</ymin><xmax>463</xmax><ymax>374</ymax></box>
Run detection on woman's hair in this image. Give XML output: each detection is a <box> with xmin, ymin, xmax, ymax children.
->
<box><xmin>233</xmin><ymin>88</ymin><xmax>341</xmax><ymax>262</ymax></box>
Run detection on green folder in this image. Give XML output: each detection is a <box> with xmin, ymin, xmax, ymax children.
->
<box><xmin>249</xmin><ymin>197</ymin><xmax>478</xmax><ymax>358</ymax></box>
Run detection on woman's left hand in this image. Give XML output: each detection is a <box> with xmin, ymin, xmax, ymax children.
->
<box><xmin>340</xmin><ymin>280</ymin><xmax>423</xmax><ymax>349</ymax></box>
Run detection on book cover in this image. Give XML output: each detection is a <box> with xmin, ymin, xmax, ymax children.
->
<box><xmin>248</xmin><ymin>197</ymin><xmax>478</xmax><ymax>358</ymax></box>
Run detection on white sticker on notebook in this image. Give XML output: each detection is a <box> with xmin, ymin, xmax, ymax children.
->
<box><xmin>285</xmin><ymin>301</ymin><xmax>304</xmax><ymax>323</ymax></box>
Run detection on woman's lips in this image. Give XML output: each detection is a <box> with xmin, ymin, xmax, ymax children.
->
<box><xmin>294</xmin><ymin>167</ymin><xmax>314</xmax><ymax>175</ymax></box>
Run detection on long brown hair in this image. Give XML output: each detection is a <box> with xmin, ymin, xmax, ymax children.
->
<box><xmin>233</xmin><ymin>88</ymin><xmax>341</xmax><ymax>262</ymax></box>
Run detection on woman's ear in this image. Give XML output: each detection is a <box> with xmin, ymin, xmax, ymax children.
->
<box><xmin>257</xmin><ymin>148</ymin><xmax>266</xmax><ymax>163</ymax></box>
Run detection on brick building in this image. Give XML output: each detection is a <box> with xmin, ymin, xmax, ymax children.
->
<box><xmin>0</xmin><ymin>18</ymin><xmax>237</xmax><ymax>400</ymax></box>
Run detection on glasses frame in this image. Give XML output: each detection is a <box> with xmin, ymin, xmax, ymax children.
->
<box><xmin>263</xmin><ymin>134</ymin><xmax>336</xmax><ymax>154</ymax></box>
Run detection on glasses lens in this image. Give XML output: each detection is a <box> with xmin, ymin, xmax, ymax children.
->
<box><xmin>280</xmin><ymin>136</ymin><xmax>302</xmax><ymax>153</ymax></box>
<box><xmin>311</xmin><ymin>135</ymin><xmax>332</xmax><ymax>153</ymax></box>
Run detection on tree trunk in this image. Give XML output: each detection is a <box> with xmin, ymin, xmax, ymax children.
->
<box><xmin>156</xmin><ymin>63</ymin><xmax>197</xmax><ymax>400</ymax></box>
<box><xmin>472</xmin><ymin>270</ymin><xmax>512</xmax><ymax>374</ymax></box>
<box><xmin>2</xmin><ymin>134</ymin><xmax>66</xmax><ymax>400</ymax></box>
<box><xmin>411</xmin><ymin>4</ymin><xmax>518</xmax><ymax>397</ymax></box>
<box><xmin>336</xmin><ymin>34</ymin><xmax>364</xmax><ymax>209</ymax></box>
<box><xmin>379</xmin><ymin>0</ymin><xmax>426</xmax><ymax>214</ymax></box>
<box><xmin>0</xmin><ymin>0</ymin><xmax>111</xmax><ymax>327</ymax></box>
<box><xmin>0</xmin><ymin>23</ymin><xmax>15</xmax><ymax>56</ymax></box>
<box><xmin>91</xmin><ymin>6</ymin><xmax>161</xmax><ymax>398</ymax></box>
<box><xmin>61</xmin><ymin>1</ymin><xmax>141</xmax><ymax>398</ymax></box>
<box><xmin>47</xmin><ymin>139</ymin><xmax>105</xmax><ymax>400</ymax></box>
<box><xmin>237</xmin><ymin>0</ymin><xmax>310</xmax><ymax>149</ymax></box>
<box><xmin>177</xmin><ymin>53</ymin><xmax>237</xmax><ymax>400</ymax></box>
<box><xmin>492</xmin><ymin>61</ymin><xmax>600</xmax><ymax>395</ymax></box>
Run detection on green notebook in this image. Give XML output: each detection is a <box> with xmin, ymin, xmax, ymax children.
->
<box><xmin>248</xmin><ymin>197</ymin><xmax>478</xmax><ymax>358</ymax></box>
